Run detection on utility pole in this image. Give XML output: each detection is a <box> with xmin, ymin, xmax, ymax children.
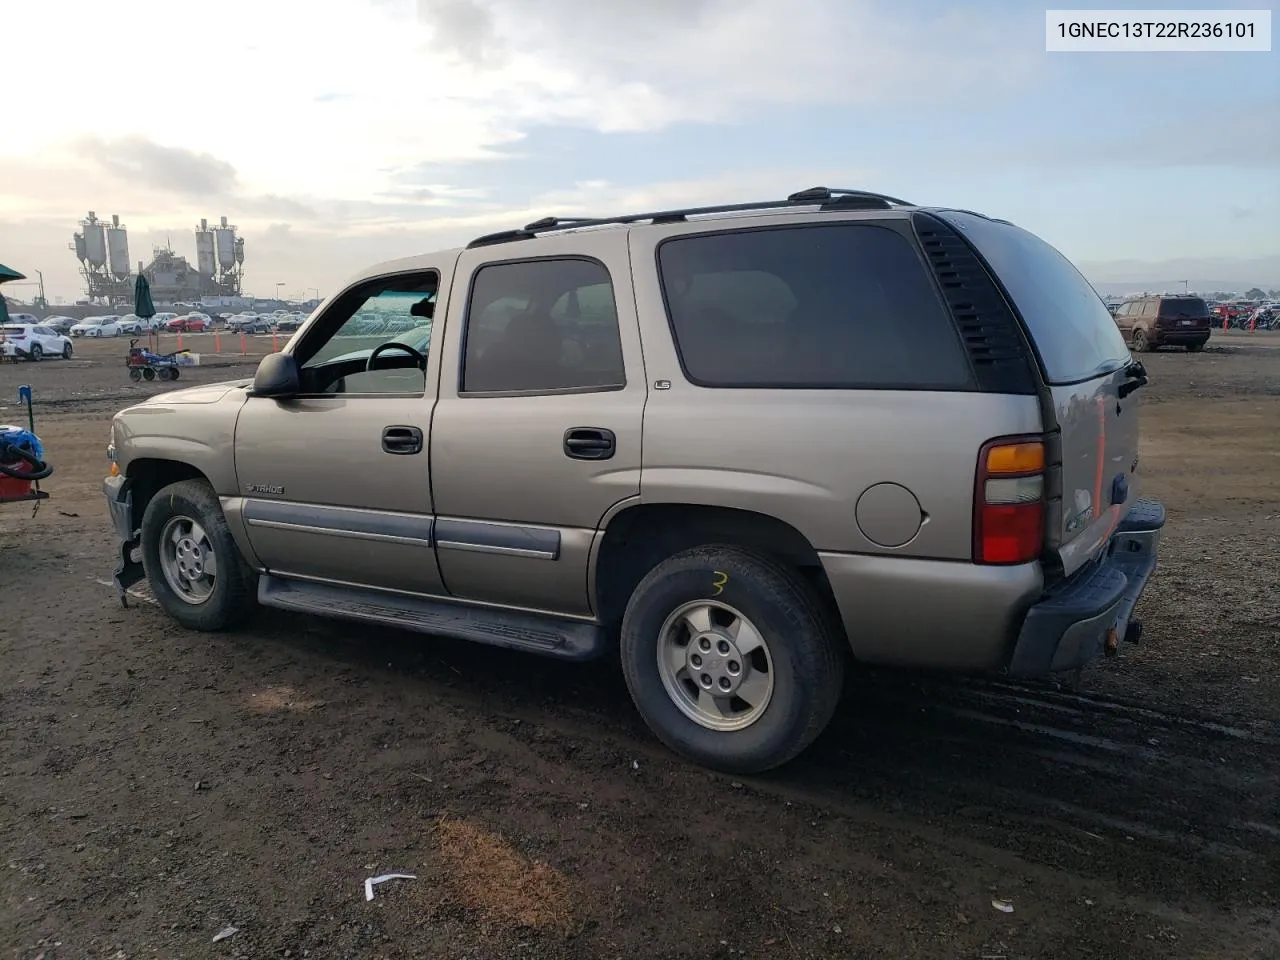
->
<box><xmin>1180</xmin><ymin>280</ymin><xmax>1189</xmax><ymax>293</ymax></box>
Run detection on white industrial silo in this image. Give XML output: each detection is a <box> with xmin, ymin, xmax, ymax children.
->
<box><xmin>214</xmin><ymin>216</ymin><xmax>236</xmax><ymax>271</ymax></box>
<box><xmin>195</xmin><ymin>218</ymin><xmax>217</xmax><ymax>277</ymax></box>
<box><xmin>82</xmin><ymin>212</ymin><xmax>107</xmax><ymax>268</ymax></box>
<box><xmin>106</xmin><ymin>214</ymin><xmax>131</xmax><ymax>279</ymax></box>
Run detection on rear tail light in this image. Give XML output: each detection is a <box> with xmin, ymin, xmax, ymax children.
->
<box><xmin>974</xmin><ymin>437</ymin><xmax>1045</xmax><ymax>565</ymax></box>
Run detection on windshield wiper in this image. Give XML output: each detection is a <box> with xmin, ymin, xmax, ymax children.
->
<box><xmin>1118</xmin><ymin>360</ymin><xmax>1148</xmax><ymax>399</ymax></box>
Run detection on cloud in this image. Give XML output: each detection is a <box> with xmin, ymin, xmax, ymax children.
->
<box><xmin>413</xmin><ymin>0</ymin><xmax>1039</xmax><ymax>131</ymax></box>
<box><xmin>1079</xmin><ymin>255</ymin><xmax>1280</xmax><ymax>288</ymax></box>
<box><xmin>83</xmin><ymin>136</ymin><xmax>239</xmax><ymax>197</ymax></box>
<box><xmin>996</xmin><ymin>95</ymin><xmax>1280</xmax><ymax>171</ymax></box>
<box><xmin>416</xmin><ymin>0</ymin><xmax>502</xmax><ymax>64</ymax></box>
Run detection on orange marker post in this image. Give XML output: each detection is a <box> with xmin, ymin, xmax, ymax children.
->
<box><xmin>240</xmin><ymin>332</ymin><xmax>248</xmax><ymax>355</ymax></box>
<box><xmin>176</xmin><ymin>332</ymin><xmax>184</xmax><ymax>351</ymax></box>
<box><xmin>272</xmin><ymin>333</ymin><xmax>279</xmax><ymax>352</ymax></box>
<box><xmin>214</xmin><ymin>331</ymin><xmax>222</xmax><ymax>353</ymax></box>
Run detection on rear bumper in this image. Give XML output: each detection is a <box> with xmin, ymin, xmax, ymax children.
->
<box><xmin>1150</xmin><ymin>328</ymin><xmax>1210</xmax><ymax>345</ymax></box>
<box><xmin>1007</xmin><ymin>498</ymin><xmax>1165</xmax><ymax>677</ymax></box>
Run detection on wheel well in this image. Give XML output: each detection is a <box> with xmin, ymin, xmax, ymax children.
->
<box><xmin>594</xmin><ymin>504</ymin><xmax>837</xmax><ymax>628</ymax></box>
<box><xmin>126</xmin><ymin>459</ymin><xmax>208</xmax><ymax>529</ymax></box>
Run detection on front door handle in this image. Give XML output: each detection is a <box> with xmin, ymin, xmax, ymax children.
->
<box><xmin>563</xmin><ymin>427</ymin><xmax>615</xmax><ymax>461</ymax></box>
<box><xmin>382</xmin><ymin>425</ymin><xmax>423</xmax><ymax>455</ymax></box>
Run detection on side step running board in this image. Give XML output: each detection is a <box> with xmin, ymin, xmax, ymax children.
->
<box><xmin>257</xmin><ymin>575</ymin><xmax>609</xmax><ymax>661</ymax></box>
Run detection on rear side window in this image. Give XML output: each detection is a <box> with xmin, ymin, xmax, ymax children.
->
<box><xmin>462</xmin><ymin>258</ymin><xmax>625</xmax><ymax>393</ymax></box>
<box><xmin>1158</xmin><ymin>297</ymin><xmax>1208</xmax><ymax>317</ymax></box>
<box><xmin>938</xmin><ymin>212</ymin><xmax>1131</xmax><ymax>385</ymax></box>
<box><xmin>657</xmin><ymin>224</ymin><xmax>972</xmax><ymax>389</ymax></box>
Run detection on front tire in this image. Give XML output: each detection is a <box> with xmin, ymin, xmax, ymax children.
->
<box><xmin>62</xmin><ymin>342</ymin><xmax>73</xmax><ymax>359</ymax></box>
<box><xmin>620</xmin><ymin>545</ymin><xmax>845</xmax><ymax>774</ymax></box>
<box><xmin>140</xmin><ymin>479</ymin><xmax>257</xmax><ymax>631</ymax></box>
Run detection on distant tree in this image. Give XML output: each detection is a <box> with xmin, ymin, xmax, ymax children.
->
<box><xmin>1244</xmin><ymin>287</ymin><xmax>1267</xmax><ymax>300</ymax></box>
<box><xmin>1267</xmin><ymin>289</ymin><xmax>1280</xmax><ymax>299</ymax></box>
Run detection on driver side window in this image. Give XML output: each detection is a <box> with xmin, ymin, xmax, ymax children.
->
<box><xmin>299</xmin><ymin>271</ymin><xmax>438</xmax><ymax>396</ymax></box>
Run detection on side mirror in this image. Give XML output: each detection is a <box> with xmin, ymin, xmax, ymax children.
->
<box><xmin>250</xmin><ymin>352</ymin><xmax>300</xmax><ymax>398</ymax></box>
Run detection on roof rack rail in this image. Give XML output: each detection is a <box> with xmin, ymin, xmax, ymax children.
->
<box><xmin>465</xmin><ymin>186</ymin><xmax>915</xmax><ymax>248</ymax></box>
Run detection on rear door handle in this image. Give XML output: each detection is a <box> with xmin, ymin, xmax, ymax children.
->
<box><xmin>563</xmin><ymin>427</ymin><xmax>615</xmax><ymax>461</ymax></box>
<box><xmin>382</xmin><ymin>425</ymin><xmax>423</xmax><ymax>455</ymax></box>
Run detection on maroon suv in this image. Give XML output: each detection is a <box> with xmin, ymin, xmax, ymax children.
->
<box><xmin>1113</xmin><ymin>296</ymin><xmax>1211</xmax><ymax>352</ymax></box>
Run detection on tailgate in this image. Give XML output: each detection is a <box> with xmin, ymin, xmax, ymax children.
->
<box><xmin>1048</xmin><ymin>371</ymin><xmax>1139</xmax><ymax>575</ymax></box>
<box><xmin>933</xmin><ymin>211</ymin><xmax>1139</xmax><ymax>577</ymax></box>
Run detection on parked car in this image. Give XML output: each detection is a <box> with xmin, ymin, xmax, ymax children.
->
<box><xmin>70</xmin><ymin>316</ymin><xmax>122</xmax><ymax>337</ymax></box>
<box><xmin>43</xmin><ymin>316</ymin><xmax>78</xmax><ymax>333</ymax></box>
<box><xmin>102</xmin><ymin>186</ymin><xmax>1163</xmax><ymax>774</ymax></box>
<box><xmin>1113</xmin><ymin>295</ymin><xmax>1211</xmax><ymax>352</ymax></box>
<box><xmin>0</xmin><ymin>322</ymin><xmax>74</xmax><ymax>360</ymax></box>
<box><xmin>226</xmin><ymin>316</ymin><xmax>272</xmax><ymax>334</ymax></box>
<box><xmin>165</xmin><ymin>315</ymin><xmax>214</xmax><ymax>333</ymax></box>
<box><xmin>117</xmin><ymin>314</ymin><xmax>144</xmax><ymax>334</ymax></box>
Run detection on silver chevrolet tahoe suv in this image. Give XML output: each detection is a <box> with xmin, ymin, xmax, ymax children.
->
<box><xmin>104</xmin><ymin>187</ymin><xmax>1164</xmax><ymax>773</ymax></box>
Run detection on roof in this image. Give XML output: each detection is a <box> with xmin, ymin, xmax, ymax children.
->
<box><xmin>466</xmin><ymin>186</ymin><xmax>916</xmax><ymax>249</ymax></box>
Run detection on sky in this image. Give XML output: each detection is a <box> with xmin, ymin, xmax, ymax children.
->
<box><xmin>0</xmin><ymin>0</ymin><xmax>1276</xmax><ymax>302</ymax></box>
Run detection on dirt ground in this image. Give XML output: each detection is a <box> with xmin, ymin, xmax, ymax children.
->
<box><xmin>2</xmin><ymin>331</ymin><xmax>1278</xmax><ymax>960</ymax></box>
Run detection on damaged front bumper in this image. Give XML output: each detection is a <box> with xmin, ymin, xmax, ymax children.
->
<box><xmin>103</xmin><ymin>475</ymin><xmax>146</xmax><ymax>604</ymax></box>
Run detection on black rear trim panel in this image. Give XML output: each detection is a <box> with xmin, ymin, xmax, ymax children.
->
<box><xmin>911</xmin><ymin>211</ymin><xmax>1038</xmax><ymax>396</ymax></box>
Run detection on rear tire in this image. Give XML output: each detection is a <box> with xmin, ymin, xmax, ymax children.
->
<box><xmin>619</xmin><ymin>544</ymin><xmax>845</xmax><ymax>774</ymax></box>
<box><xmin>1132</xmin><ymin>328</ymin><xmax>1153</xmax><ymax>353</ymax></box>
<box><xmin>140</xmin><ymin>479</ymin><xmax>257</xmax><ymax>631</ymax></box>
<box><xmin>28</xmin><ymin>344</ymin><xmax>42</xmax><ymax>362</ymax></box>
<box><xmin>142</xmin><ymin>367</ymin><xmax>156</xmax><ymax>380</ymax></box>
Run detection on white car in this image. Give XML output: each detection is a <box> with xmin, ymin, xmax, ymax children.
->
<box><xmin>0</xmin><ymin>323</ymin><xmax>74</xmax><ymax>361</ymax></box>
<box><xmin>117</xmin><ymin>314</ymin><xmax>144</xmax><ymax>334</ymax></box>
<box><xmin>70</xmin><ymin>315</ymin><xmax>123</xmax><ymax>337</ymax></box>
<box><xmin>146</xmin><ymin>312</ymin><xmax>178</xmax><ymax>330</ymax></box>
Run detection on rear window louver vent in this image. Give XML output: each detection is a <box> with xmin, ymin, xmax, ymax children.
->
<box><xmin>911</xmin><ymin>212</ymin><xmax>1037</xmax><ymax>396</ymax></box>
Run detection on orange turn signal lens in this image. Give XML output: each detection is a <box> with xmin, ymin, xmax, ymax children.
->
<box><xmin>109</xmin><ymin>463</ymin><xmax>120</xmax><ymax>477</ymax></box>
<box><xmin>985</xmin><ymin>441</ymin><xmax>1045</xmax><ymax>475</ymax></box>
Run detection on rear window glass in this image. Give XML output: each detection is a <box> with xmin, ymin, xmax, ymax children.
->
<box><xmin>1158</xmin><ymin>297</ymin><xmax>1208</xmax><ymax>317</ymax></box>
<box><xmin>657</xmin><ymin>224</ymin><xmax>972</xmax><ymax>389</ymax></box>
<box><xmin>938</xmin><ymin>212</ymin><xmax>1131</xmax><ymax>385</ymax></box>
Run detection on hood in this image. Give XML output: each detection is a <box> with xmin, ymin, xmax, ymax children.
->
<box><xmin>129</xmin><ymin>379</ymin><xmax>252</xmax><ymax>406</ymax></box>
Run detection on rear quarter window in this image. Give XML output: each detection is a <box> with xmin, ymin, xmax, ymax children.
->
<box><xmin>937</xmin><ymin>212</ymin><xmax>1131</xmax><ymax>385</ymax></box>
<box><xmin>657</xmin><ymin>223</ymin><xmax>973</xmax><ymax>389</ymax></box>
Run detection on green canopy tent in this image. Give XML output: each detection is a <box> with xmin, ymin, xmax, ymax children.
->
<box><xmin>134</xmin><ymin>272</ymin><xmax>156</xmax><ymax>321</ymax></box>
<box><xmin>134</xmin><ymin>272</ymin><xmax>156</xmax><ymax>343</ymax></box>
<box><xmin>0</xmin><ymin>263</ymin><xmax>25</xmax><ymax>325</ymax></box>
